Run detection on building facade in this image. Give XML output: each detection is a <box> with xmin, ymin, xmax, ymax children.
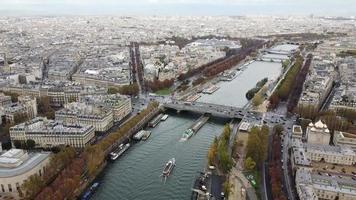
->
<box><xmin>0</xmin><ymin>149</ymin><xmax>50</xmax><ymax>198</ymax></box>
<box><xmin>306</xmin><ymin>120</ymin><xmax>331</xmax><ymax>145</ymax></box>
<box><xmin>55</xmin><ymin>102</ymin><xmax>113</xmax><ymax>132</ymax></box>
<box><xmin>9</xmin><ymin>117</ymin><xmax>95</xmax><ymax>148</ymax></box>
<box><xmin>333</xmin><ymin>131</ymin><xmax>356</xmax><ymax>150</ymax></box>
<box><xmin>304</xmin><ymin>143</ymin><xmax>356</xmax><ymax>165</ymax></box>
<box><xmin>80</xmin><ymin>94</ymin><xmax>132</xmax><ymax>122</ymax></box>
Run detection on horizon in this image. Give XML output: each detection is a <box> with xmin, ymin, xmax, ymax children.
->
<box><xmin>0</xmin><ymin>0</ymin><xmax>355</xmax><ymax>17</ymax></box>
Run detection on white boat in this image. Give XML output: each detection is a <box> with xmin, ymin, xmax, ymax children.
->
<box><xmin>109</xmin><ymin>143</ymin><xmax>130</xmax><ymax>161</ymax></box>
<box><xmin>162</xmin><ymin>158</ymin><xmax>176</xmax><ymax>177</ymax></box>
<box><xmin>161</xmin><ymin>114</ymin><xmax>169</xmax><ymax>121</ymax></box>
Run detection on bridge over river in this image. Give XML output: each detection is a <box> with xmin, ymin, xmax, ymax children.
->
<box><xmin>164</xmin><ymin>101</ymin><xmax>246</xmax><ymax>119</ymax></box>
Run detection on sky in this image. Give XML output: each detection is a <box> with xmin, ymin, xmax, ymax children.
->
<box><xmin>0</xmin><ymin>0</ymin><xmax>355</xmax><ymax>16</ymax></box>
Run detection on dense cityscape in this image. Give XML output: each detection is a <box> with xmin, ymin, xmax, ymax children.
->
<box><xmin>0</xmin><ymin>1</ymin><xmax>356</xmax><ymax>200</ymax></box>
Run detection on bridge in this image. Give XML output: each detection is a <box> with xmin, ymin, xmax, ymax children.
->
<box><xmin>163</xmin><ymin>101</ymin><xmax>246</xmax><ymax>119</ymax></box>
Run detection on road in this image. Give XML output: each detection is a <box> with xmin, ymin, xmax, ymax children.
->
<box><xmin>263</xmin><ymin>103</ymin><xmax>296</xmax><ymax>200</ymax></box>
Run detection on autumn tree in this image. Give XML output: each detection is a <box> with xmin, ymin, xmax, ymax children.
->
<box><xmin>37</xmin><ymin>96</ymin><xmax>55</xmax><ymax>119</ymax></box>
<box><xmin>245</xmin><ymin>125</ymin><xmax>269</xmax><ymax>167</ymax></box>
<box><xmin>252</xmin><ymin>93</ymin><xmax>263</xmax><ymax>107</ymax></box>
<box><xmin>244</xmin><ymin>157</ymin><xmax>256</xmax><ymax>170</ymax></box>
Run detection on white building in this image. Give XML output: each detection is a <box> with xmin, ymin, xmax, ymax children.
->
<box><xmin>80</xmin><ymin>94</ymin><xmax>132</xmax><ymax>122</ymax></box>
<box><xmin>9</xmin><ymin>117</ymin><xmax>95</xmax><ymax>148</ymax></box>
<box><xmin>333</xmin><ymin>131</ymin><xmax>356</xmax><ymax>150</ymax></box>
<box><xmin>304</xmin><ymin>143</ymin><xmax>356</xmax><ymax>165</ymax></box>
<box><xmin>292</xmin><ymin>125</ymin><xmax>303</xmax><ymax>140</ymax></box>
<box><xmin>295</xmin><ymin>168</ymin><xmax>356</xmax><ymax>200</ymax></box>
<box><xmin>0</xmin><ymin>149</ymin><xmax>50</xmax><ymax>198</ymax></box>
<box><xmin>55</xmin><ymin>102</ymin><xmax>113</xmax><ymax>132</ymax></box>
<box><xmin>2</xmin><ymin>95</ymin><xmax>37</xmax><ymax>124</ymax></box>
<box><xmin>306</xmin><ymin>120</ymin><xmax>330</xmax><ymax>145</ymax></box>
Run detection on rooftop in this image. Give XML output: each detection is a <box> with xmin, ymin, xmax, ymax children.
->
<box><xmin>0</xmin><ymin>149</ymin><xmax>50</xmax><ymax>178</ymax></box>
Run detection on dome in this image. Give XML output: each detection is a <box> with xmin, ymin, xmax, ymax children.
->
<box><xmin>314</xmin><ymin>120</ymin><xmax>324</xmax><ymax>129</ymax></box>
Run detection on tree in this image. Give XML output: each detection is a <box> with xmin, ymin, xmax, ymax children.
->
<box><xmin>252</xmin><ymin>93</ymin><xmax>263</xmax><ymax>107</ymax></box>
<box><xmin>108</xmin><ymin>87</ymin><xmax>120</xmax><ymax>94</ymax></box>
<box><xmin>207</xmin><ymin>137</ymin><xmax>218</xmax><ymax>165</ymax></box>
<box><xmin>13</xmin><ymin>140</ymin><xmax>23</xmax><ymax>149</ymax></box>
<box><xmin>223</xmin><ymin>180</ymin><xmax>233</xmax><ymax>199</ymax></box>
<box><xmin>26</xmin><ymin>139</ymin><xmax>36</xmax><ymax>150</ymax></box>
<box><xmin>274</xmin><ymin>124</ymin><xmax>284</xmax><ymax>136</ymax></box>
<box><xmin>244</xmin><ymin>157</ymin><xmax>256</xmax><ymax>170</ymax></box>
<box><xmin>21</xmin><ymin>174</ymin><xmax>44</xmax><ymax>199</ymax></box>
<box><xmin>37</xmin><ymin>96</ymin><xmax>55</xmax><ymax>119</ymax></box>
<box><xmin>246</xmin><ymin>126</ymin><xmax>269</xmax><ymax>166</ymax></box>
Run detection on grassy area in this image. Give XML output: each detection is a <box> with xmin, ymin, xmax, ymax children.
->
<box><xmin>244</xmin><ymin>170</ymin><xmax>262</xmax><ymax>199</ymax></box>
<box><xmin>155</xmin><ymin>88</ymin><xmax>172</xmax><ymax>95</ymax></box>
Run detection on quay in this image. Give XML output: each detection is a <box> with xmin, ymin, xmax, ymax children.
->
<box><xmin>148</xmin><ymin>113</ymin><xmax>164</xmax><ymax>127</ymax></box>
<box><xmin>220</xmin><ymin>70</ymin><xmax>238</xmax><ymax>82</ymax></box>
<box><xmin>202</xmin><ymin>85</ymin><xmax>220</xmax><ymax>94</ymax></box>
<box><xmin>185</xmin><ymin>94</ymin><xmax>201</xmax><ymax>102</ymax></box>
<box><xmin>104</xmin><ymin>107</ymin><xmax>161</xmax><ymax>157</ymax></box>
<box><xmin>190</xmin><ymin>114</ymin><xmax>210</xmax><ymax>133</ymax></box>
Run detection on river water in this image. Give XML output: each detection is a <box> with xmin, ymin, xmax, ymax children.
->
<box><xmin>92</xmin><ymin>60</ymin><xmax>282</xmax><ymax>200</ymax></box>
<box><xmin>199</xmin><ymin>61</ymin><xmax>282</xmax><ymax>107</ymax></box>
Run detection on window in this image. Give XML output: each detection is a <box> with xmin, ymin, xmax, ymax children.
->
<box><xmin>1</xmin><ymin>184</ymin><xmax>4</xmax><ymax>192</ymax></box>
<box><xmin>8</xmin><ymin>184</ymin><xmax>12</xmax><ymax>192</ymax></box>
<box><xmin>16</xmin><ymin>183</ymin><xmax>20</xmax><ymax>191</ymax></box>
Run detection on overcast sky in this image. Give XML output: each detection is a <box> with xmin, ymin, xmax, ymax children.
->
<box><xmin>0</xmin><ymin>0</ymin><xmax>355</xmax><ymax>16</ymax></box>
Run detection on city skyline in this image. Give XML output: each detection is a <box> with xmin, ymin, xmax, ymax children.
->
<box><xmin>0</xmin><ymin>0</ymin><xmax>355</xmax><ymax>16</ymax></box>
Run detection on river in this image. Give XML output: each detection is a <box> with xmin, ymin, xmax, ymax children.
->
<box><xmin>198</xmin><ymin>61</ymin><xmax>282</xmax><ymax>107</ymax></box>
<box><xmin>92</xmin><ymin>113</ymin><xmax>226</xmax><ymax>200</ymax></box>
<box><xmin>92</xmin><ymin>60</ymin><xmax>282</xmax><ymax>200</ymax></box>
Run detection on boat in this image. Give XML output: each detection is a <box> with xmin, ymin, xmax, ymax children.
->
<box><xmin>149</xmin><ymin>114</ymin><xmax>164</xmax><ymax>127</ymax></box>
<box><xmin>133</xmin><ymin>130</ymin><xmax>149</xmax><ymax>140</ymax></box>
<box><xmin>141</xmin><ymin>131</ymin><xmax>151</xmax><ymax>141</ymax></box>
<box><xmin>162</xmin><ymin>158</ymin><xmax>176</xmax><ymax>177</ymax></box>
<box><xmin>161</xmin><ymin>114</ymin><xmax>169</xmax><ymax>121</ymax></box>
<box><xmin>181</xmin><ymin>129</ymin><xmax>194</xmax><ymax>141</ymax></box>
<box><xmin>81</xmin><ymin>182</ymin><xmax>100</xmax><ymax>200</ymax></box>
<box><xmin>109</xmin><ymin>143</ymin><xmax>130</xmax><ymax>161</ymax></box>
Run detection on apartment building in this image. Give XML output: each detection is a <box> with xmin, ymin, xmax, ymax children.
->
<box><xmin>9</xmin><ymin>117</ymin><xmax>95</xmax><ymax>148</ymax></box>
<box><xmin>55</xmin><ymin>102</ymin><xmax>113</xmax><ymax>132</ymax></box>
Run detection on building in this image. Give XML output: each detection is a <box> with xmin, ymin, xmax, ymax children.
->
<box><xmin>2</xmin><ymin>81</ymin><xmax>107</xmax><ymax>107</ymax></box>
<box><xmin>2</xmin><ymin>96</ymin><xmax>37</xmax><ymax>124</ymax></box>
<box><xmin>17</xmin><ymin>96</ymin><xmax>37</xmax><ymax>120</ymax></box>
<box><xmin>291</xmin><ymin>139</ymin><xmax>311</xmax><ymax>173</ymax></box>
<box><xmin>292</xmin><ymin>125</ymin><xmax>303</xmax><ymax>140</ymax></box>
<box><xmin>304</xmin><ymin>143</ymin><xmax>356</xmax><ymax>165</ymax></box>
<box><xmin>0</xmin><ymin>93</ymin><xmax>12</xmax><ymax>107</ymax></box>
<box><xmin>55</xmin><ymin>102</ymin><xmax>113</xmax><ymax>132</ymax></box>
<box><xmin>306</xmin><ymin>120</ymin><xmax>330</xmax><ymax>145</ymax></box>
<box><xmin>295</xmin><ymin>169</ymin><xmax>318</xmax><ymax>200</ymax></box>
<box><xmin>295</xmin><ymin>168</ymin><xmax>356</xmax><ymax>200</ymax></box>
<box><xmin>80</xmin><ymin>94</ymin><xmax>132</xmax><ymax>122</ymax></box>
<box><xmin>0</xmin><ymin>149</ymin><xmax>50</xmax><ymax>198</ymax></box>
<box><xmin>333</xmin><ymin>131</ymin><xmax>356</xmax><ymax>150</ymax></box>
<box><xmin>9</xmin><ymin>117</ymin><xmax>95</xmax><ymax>148</ymax></box>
